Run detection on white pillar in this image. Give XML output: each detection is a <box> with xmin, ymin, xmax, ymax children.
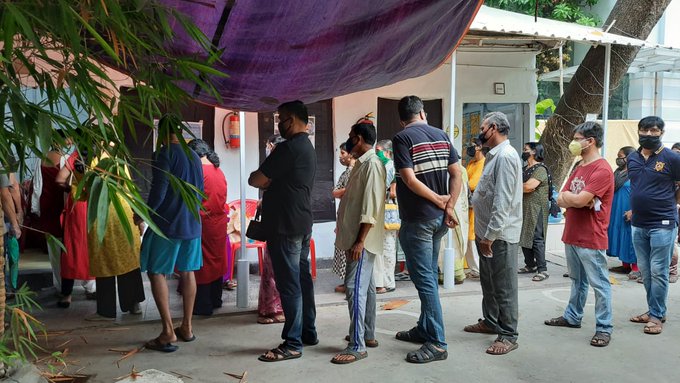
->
<box><xmin>601</xmin><ymin>44</ymin><xmax>611</xmax><ymax>157</ymax></box>
<box><xmin>236</xmin><ymin>111</ymin><xmax>249</xmax><ymax>308</ymax></box>
<box><xmin>443</xmin><ymin>52</ymin><xmax>457</xmax><ymax>290</ymax></box>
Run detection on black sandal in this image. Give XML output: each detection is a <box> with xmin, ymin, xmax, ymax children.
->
<box><xmin>544</xmin><ymin>316</ymin><xmax>581</xmax><ymax>328</ymax></box>
<box><xmin>518</xmin><ymin>266</ymin><xmax>537</xmax><ymax>274</ymax></box>
<box><xmin>590</xmin><ymin>332</ymin><xmax>611</xmax><ymax>347</ymax></box>
<box><xmin>406</xmin><ymin>342</ymin><xmax>448</xmax><ymax>364</ymax></box>
<box><xmin>258</xmin><ymin>345</ymin><xmax>301</xmax><ymax>362</ymax></box>
<box><xmin>396</xmin><ymin>327</ymin><xmax>427</xmax><ymax>343</ymax></box>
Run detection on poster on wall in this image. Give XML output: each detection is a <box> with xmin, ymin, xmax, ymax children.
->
<box><xmin>273</xmin><ymin>113</ymin><xmax>316</xmax><ymax>147</ymax></box>
<box><xmin>152</xmin><ymin>119</ymin><xmax>203</xmax><ymax>147</ymax></box>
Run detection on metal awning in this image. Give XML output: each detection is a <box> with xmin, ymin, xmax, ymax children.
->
<box><xmin>465</xmin><ymin>5</ymin><xmax>671</xmax><ymax>49</ymax></box>
<box><xmin>539</xmin><ymin>47</ymin><xmax>680</xmax><ymax>81</ymax></box>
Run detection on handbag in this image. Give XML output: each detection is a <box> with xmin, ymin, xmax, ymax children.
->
<box><xmin>384</xmin><ymin>199</ymin><xmax>401</xmax><ymax>231</ymax></box>
<box><xmin>245</xmin><ymin>206</ymin><xmax>268</xmax><ymax>242</ymax></box>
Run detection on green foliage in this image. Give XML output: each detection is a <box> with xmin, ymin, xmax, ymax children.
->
<box><xmin>536</xmin><ymin>98</ymin><xmax>557</xmax><ymax>115</ymax></box>
<box><xmin>485</xmin><ymin>0</ymin><xmax>600</xmax><ymax>25</ymax></box>
<box><xmin>0</xmin><ymin>284</ymin><xmax>46</xmax><ymax>366</ymax></box>
<box><xmin>485</xmin><ymin>0</ymin><xmax>601</xmax><ymax>73</ymax></box>
<box><xmin>0</xmin><ymin>0</ymin><xmax>224</xmax><ymax>243</ymax></box>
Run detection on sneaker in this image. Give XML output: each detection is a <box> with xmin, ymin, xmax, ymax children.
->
<box><xmin>129</xmin><ymin>302</ymin><xmax>143</xmax><ymax>315</ymax></box>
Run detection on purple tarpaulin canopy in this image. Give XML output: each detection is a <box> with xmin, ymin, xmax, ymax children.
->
<box><xmin>163</xmin><ymin>0</ymin><xmax>483</xmax><ymax>112</ymax></box>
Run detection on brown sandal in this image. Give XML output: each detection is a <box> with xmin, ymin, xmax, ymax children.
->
<box><xmin>630</xmin><ymin>312</ymin><xmax>666</xmax><ymax>323</ymax></box>
<box><xmin>644</xmin><ymin>319</ymin><xmax>663</xmax><ymax>335</ymax></box>
<box><xmin>344</xmin><ymin>335</ymin><xmax>378</xmax><ymax>348</ymax></box>
<box><xmin>544</xmin><ymin>316</ymin><xmax>581</xmax><ymax>328</ymax></box>
<box><xmin>463</xmin><ymin>319</ymin><xmax>496</xmax><ymax>334</ymax></box>
<box><xmin>485</xmin><ymin>339</ymin><xmax>518</xmax><ymax>355</ymax></box>
<box><xmin>590</xmin><ymin>332</ymin><xmax>611</xmax><ymax>347</ymax></box>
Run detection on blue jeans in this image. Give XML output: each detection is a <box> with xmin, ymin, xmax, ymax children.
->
<box><xmin>563</xmin><ymin>245</ymin><xmax>613</xmax><ymax>334</ymax></box>
<box><xmin>400</xmin><ymin>216</ymin><xmax>448</xmax><ymax>348</ymax></box>
<box><xmin>267</xmin><ymin>233</ymin><xmax>316</xmax><ymax>352</ymax></box>
<box><xmin>631</xmin><ymin>226</ymin><xmax>677</xmax><ymax>320</ymax></box>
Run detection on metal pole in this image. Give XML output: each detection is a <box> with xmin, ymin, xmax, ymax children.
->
<box><xmin>601</xmin><ymin>44</ymin><xmax>611</xmax><ymax>158</ymax></box>
<box><xmin>559</xmin><ymin>45</ymin><xmax>564</xmax><ymax>96</ymax></box>
<box><xmin>443</xmin><ymin>52</ymin><xmax>457</xmax><ymax>290</ymax></box>
<box><xmin>236</xmin><ymin>111</ymin><xmax>249</xmax><ymax>308</ymax></box>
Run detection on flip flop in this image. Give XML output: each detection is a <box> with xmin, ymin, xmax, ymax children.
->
<box><xmin>258</xmin><ymin>345</ymin><xmax>302</xmax><ymax>362</ymax></box>
<box><xmin>331</xmin><ymin>348</ymin><xmax>367</xmax><ymax>364</ymax></box>
<box><xmin>174</xmin><ymin>327</ymin><xmax>196</xmax><ymax>342</ymax></box>
<box><xmin>145</xmin><ymin>338</ymin><xmax>179</xmax><ymax>353</ymax></box>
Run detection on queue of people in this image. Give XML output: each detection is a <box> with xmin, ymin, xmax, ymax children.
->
<box><xmin>6</xmin><ymin>97</ymin><xmax>679</xmax><ymax>364</ymax></box>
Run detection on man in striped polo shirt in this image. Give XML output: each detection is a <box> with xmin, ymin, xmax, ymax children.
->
<box><xmin>392</xmin><ymin>95</ymin><xmax>462</xmax><ymax>363</ymax></box>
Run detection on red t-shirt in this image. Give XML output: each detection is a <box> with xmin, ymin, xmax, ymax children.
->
<box><xmin>561</xmin><ymin>158</ymin><xmax>614</xmax><ymax>250</ymax></box>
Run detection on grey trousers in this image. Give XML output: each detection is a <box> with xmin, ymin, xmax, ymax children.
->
<box><xmin>477</xmin><ymin>239</ymin><xmax>519</xmax><ymax>342</ymax></box>
<box><xmin>345</xmin><ymin>250</ymin><xmax>377</xmax><ymax>353</ymax></box>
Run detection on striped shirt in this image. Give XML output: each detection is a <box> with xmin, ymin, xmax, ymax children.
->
<box><xmin>393</xmin><ymin>122</ymin><xmax>458</xmax><ymax>221</ymax></box>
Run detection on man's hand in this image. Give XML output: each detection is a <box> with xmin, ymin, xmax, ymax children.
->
<box><xmin>436</xmin><ymin>195</ymin><xmax>449</xmax><ymax>210</ymax></box>
<box><xmin>349</xmin><ymin>240</ymin><xmax>365</xmax><ymax>261</ymax></box>
<box><xmin>444</xmin><ymin>206</ymin><xmax>458</xmax><ymax>228</ymax></box>
<box><xmin>624</xmin><ymin>210</ymin><xmax>632</xmax><ymax>222</ymax></box>
<box><xmin>12</xmin><ymin>225</ymin><xmax>21</xmax><ymax>239</ymax></box>
<box><xmin>479</xmin><ymin>238</ymin><xmax>494</xmax><ymax>258</ymax></box>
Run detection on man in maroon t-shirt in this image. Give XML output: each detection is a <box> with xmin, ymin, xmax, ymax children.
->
<box><xmin>544</xmin><ymin>121</ymin><xmax>614</xmax><ymax>348</ymax></box>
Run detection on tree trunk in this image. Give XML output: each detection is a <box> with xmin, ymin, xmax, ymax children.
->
<box><xmin>540</xmin><ymin>0</ymin><xmax>673</xmax><ymax>185</ymax></box>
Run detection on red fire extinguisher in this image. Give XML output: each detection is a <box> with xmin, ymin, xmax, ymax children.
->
<box><xmin>222</xmin><ymin>112</ymin><xmax>240</xmax><ymax>149</ymax></box>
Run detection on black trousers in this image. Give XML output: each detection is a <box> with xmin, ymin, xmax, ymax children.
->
<box><xmin>522</xmin><ymin>210</ymin><xmax>547</xmax><ymax>272</ymax></box>
<box><xmin>193</xmin><ymin>277</ymin><xmax>223</xmax><ymax>316</ymax></box>
<box><xmin>96</xmin><ymin>268</ymin><xmax>145</xmax><ymax>318</ymax></box>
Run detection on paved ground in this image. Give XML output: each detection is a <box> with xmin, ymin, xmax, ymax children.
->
<box><xmin>23</xmin><ymin>252</ymin><xmax>680</xmax><ymax>382</ymax></box>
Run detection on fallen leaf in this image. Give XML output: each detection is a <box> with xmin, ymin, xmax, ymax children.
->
<box><xmin>115</xmin><ymin>347</ymin><xmax>144</xmax><ymax>368</ymax></box>
<box><xmin>381</xmin><ymin>299</ymin><xmax>409</xmax><ymax>310</ymax></box>
<box><xmin>80</xmin><ymin>335</ymin><xmax>88</xmax><ymax>344</ymax></box>
<box><xmin>55</xmin><ymin>339</ymin><xmax>72</xmax><ymax>350</ymax></box>
<box><xmin>609</xmin><ymin>276</ymin><xmax>620</xmax><ymax>285</ymax></box>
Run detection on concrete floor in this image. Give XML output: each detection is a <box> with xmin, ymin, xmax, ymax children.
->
<box><xmin>24</xmin><ymin>251</ymin><xmax>680</xmax><ymax>382</ymax></box>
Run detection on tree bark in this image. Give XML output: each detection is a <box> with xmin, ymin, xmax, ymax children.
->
<box><xmin>540</xmin><ymin>0</ymin><xmax>673</xmax><ymax>185</ymax></box>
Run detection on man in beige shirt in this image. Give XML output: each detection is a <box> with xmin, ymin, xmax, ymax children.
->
<box><xmin>332</xmin><ymin>121</ymin><xmax>386</xmax><ymax>364</ymax></box>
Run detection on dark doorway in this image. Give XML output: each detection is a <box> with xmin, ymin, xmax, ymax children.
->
<box><xmin>377</xmin><ymin>98</ymin><xmax>443</xmax><ymax>141</ymax></box>
<box><xmin>257</xmin><ymin>99</ymin><xmax>335</xmax><ymax>223</ymax></box>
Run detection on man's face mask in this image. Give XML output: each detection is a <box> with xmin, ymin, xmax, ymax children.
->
<box><xmin>278</xmin><ymin>116</ymin><xmax>292</xmax><ymax>138</ymax></box>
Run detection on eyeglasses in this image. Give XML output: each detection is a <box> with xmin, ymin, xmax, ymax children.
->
<box><xmin>638</xmin><ymin>127</ymin><xmax>662</xmax><ymax>135</ymax></box>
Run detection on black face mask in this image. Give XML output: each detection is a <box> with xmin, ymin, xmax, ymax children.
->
<box><xmin>466</xmin><ymin>146</ymin><xmax>476</xmax><ymax>158</ymax></box>
<box><xmin>278</xmin><ymin>119</ymin><xmax>291</xmax><ymax>139</ymax></box>
<box><xmin>478</xmin><ymin>125</ymin><xmax>494</xmax><ymax>145</ymax></box>
<box><xmin>615</xmin><ymin>157</ymin><xmax>626</xmax><ymax>168</ymax></box>
<box><xmin>639</xmin><ymin>135</ymin><xmax>661</xmax><ymax>150</ymax></box>
<box><xmin>521</xmin><ymin>152</ymin><xmax>531</xmax><ymax>161</ymax></box>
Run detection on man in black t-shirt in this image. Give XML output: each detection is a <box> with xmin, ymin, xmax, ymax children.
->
<box><xmin>392</xmin><ymin>95</ymin><xmax>462</xmax><ymax>363</ymax></box>
<box><xmin>249</xmin><ymin>100</ymin><xmax>317</xmax><ymax>362</ymax></box>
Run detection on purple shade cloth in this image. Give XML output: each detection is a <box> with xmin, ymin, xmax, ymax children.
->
<box><xmin>156</xmin><ymin>0</ymin><xmax>483</xmax><ymax>111</ymax></box>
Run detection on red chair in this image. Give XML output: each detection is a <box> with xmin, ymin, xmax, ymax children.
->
<box><xmin>227</xmin><ymin>199</ymin><xmax>316</xmax><ymax>280</ymax></box>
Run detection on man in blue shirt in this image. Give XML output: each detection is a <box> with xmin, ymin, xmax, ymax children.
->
<box><xmin>140</xmin><ymin>127</ymin><xmax>204</xmax><ymax>352</ymax></box>
<box><xmin>628</xmin><ymin>116</ymin><xmax>680</xmax><ymax>335</ymax></box>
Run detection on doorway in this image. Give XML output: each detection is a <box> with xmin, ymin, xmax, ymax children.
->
<box><xmin>462</xmin><ymin>102</ymin><xmax>530</xmax><ymax>156</ymax></box>
<box><xmin>257</xmin><ymin>99</ymin><xmax>336</xmax><ymax>223</ymax></box>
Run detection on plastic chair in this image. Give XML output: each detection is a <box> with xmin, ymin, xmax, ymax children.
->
<box><xmin>226</xmin><ymin>199</ymin><xmax>316</xmax><ymax>280</ymax></box>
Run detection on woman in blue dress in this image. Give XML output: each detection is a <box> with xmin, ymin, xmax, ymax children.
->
<box><xmin>607</xmin><ymin>146</ymin><xmax>638</xmax><ymax>279</ymax></box>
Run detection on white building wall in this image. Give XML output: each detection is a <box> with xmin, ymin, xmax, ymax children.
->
<box><xmin>208</xmin><ymin>50</ymin><xmax>537</xmax><ymax>260</ymax></box>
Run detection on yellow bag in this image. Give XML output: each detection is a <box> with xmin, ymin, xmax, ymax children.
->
<box><xmin>384</xmin><ymin>202</ymin><xmax>401</xmax><ymax>230</ymax></box>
